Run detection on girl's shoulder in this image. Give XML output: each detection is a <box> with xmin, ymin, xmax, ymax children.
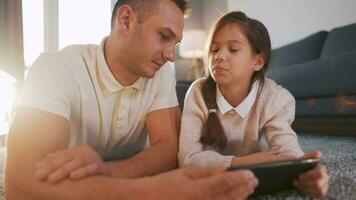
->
<box><xmin>186</xmin><ymin>77</ymin><xmax>206</xmax><ymax>95</ymax></box>
<box><xmin>258</xmin><ymin>78</ymin><xmax>296</xmax><ymax>114</ymax></box>
<box><xmin>256</xmin><ymin>78</ymin><xmax>297</xmax><ymax>125</ymax></box>
<box><xmin>182</xmin><ymin>77</ymin><xmax>209</xmax><ymax>113</ymax></box>
<box><xmin>191</xmin><ymin>77</ymin><xmax>205</xmax><ymax>87</ymax></box>
<box><xmin>260</xmin><ymin>78</ymin><xmax>295</xmax><ymax>102</ymax></box>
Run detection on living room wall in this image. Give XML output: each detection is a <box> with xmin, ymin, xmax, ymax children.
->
<box><xmin>228</xmin><ymin>0</ymin><xmax>356</xmax><ymax>48</ymax></box>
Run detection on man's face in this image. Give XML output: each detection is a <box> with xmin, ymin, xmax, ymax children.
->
<box><xmin>124</xmin><ymin>0</ymin><xmax>184</xmax><ymax>78</ymax></box>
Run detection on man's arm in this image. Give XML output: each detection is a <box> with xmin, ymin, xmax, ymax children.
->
<box><xmin>106</xmin><ymin>106</ymin><xmax>181</xmax><ymax>178</ymax></box>
<box><xmin>5</xmin><ymin>108</ymin><xmax>134</xmax><ymax>200</ymax></box>
<box><xmin>6</xmin><ymin>108</ymin><xmax>260</xmax><ymax>200</ymax></box>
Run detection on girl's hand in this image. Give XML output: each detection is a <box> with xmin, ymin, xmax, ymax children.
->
<box><xmin>294</xmin><ymin>151</ymin><xmax>329</xmax><ymax>198</ymax></box>
<box><xmin>231</xmin><ymin>146</ymin><xmax>293</xmax><ymax>167</ymax></box>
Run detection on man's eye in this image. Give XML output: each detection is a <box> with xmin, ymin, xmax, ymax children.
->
<box><xmin>211</xmin><ymin>48</ymin><xmax>219</xmax><ymax>53</ymax></box>
<box><xmin>230</xmin><ymin>49</ymin><xmax>240</xmax><ymax>52</ymax></box>
<box><xmin>160</xmin><ymin>33</ymin><xmax>168</xmax><ymax>40</ymax></box>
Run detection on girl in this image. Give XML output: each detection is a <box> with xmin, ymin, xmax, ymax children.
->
<box><xmin>178</xmin><ymin>11</ymin><xmax>328</xmax><ymax>198</ymax></box>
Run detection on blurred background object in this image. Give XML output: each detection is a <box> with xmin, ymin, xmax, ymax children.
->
<box><xmin>179</xmin><ymin>29</ymin><xmax>206</xmax><ymax>80</ymax></box>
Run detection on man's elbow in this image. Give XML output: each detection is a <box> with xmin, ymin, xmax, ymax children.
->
<box><xmin>150</xmin><ymin>139</ymin><xmax>178</xmax><ymax>170</ymax></box>
<box><xmin>5</xmin><ymin>173</ymin><xmax>31</xmax><ymax>200</ymax></box>
<box><xmin>5</xmin><ymin>162</ymin><xmax>41</xmax><ymax>200</ymax></box>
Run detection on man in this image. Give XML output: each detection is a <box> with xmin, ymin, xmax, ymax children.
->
<box><xmin>5</xmin><ymin>0</ymin><xmax>259</xmax><ymax>199</ymax></box>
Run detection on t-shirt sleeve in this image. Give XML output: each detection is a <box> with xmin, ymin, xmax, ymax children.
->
<box><xmin>16</xmin><ymin>53</ymin><xmax>79</xmax><ymax>120</ymax></box>
<box><xmin>149</xmin><ymin>64</ymin><xmax>179</xmax><ymax>112</ymax></box>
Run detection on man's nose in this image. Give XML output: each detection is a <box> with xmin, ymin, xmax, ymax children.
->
<box><xmin>163</xmin><ymin>45</ymin><xmax>176</xmax><ymax>62</ymax></box>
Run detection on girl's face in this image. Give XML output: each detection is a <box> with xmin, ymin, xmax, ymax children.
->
<box><xmin>209</xmin><ymin>23</ymin><xmax>264</xmax><ymax>87</ymax></box>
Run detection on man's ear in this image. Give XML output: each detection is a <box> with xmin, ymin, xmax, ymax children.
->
<box><xmin>253</xmin><ymin>54</ymin><xmax>265</xmax><ymax>71</ymax></box>
<box><xmin>114</xmin><ymin>5</ymin><xmax>136</xmax><ymax>36</ymax></box>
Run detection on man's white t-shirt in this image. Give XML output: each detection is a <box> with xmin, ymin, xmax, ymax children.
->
<box><xmin>16</xmin><ymin>38</ymin><xmax>179</xmax><ymax>161</ymax></box>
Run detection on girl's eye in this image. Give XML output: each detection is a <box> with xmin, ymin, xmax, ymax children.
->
<box><xmin>230</xmin><ymin>49</ymin><xmax>240</xmax><ymax>52</ymax></box>
<box><xmin>211</xmin><ymin>48</ymin><xmax>219</xmax><ymax>53</ymax></box>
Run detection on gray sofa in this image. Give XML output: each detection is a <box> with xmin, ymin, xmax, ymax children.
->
<box><xmin>266</xmin><ymin>22</ymin><xmax>356</xmax><ymax>133</ymax></box>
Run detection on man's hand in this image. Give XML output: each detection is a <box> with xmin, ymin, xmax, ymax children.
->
<box><xmin>141</xmin><ymin>166</ymin><xmax>259</xmax><ymax>200</ymax></box>
<box><xmin>35</xmin><ymin>145</ymin><xmax>109</xmax><ymax>184</ymax></box>
<box><xmin>294</xmin><ymin>151</ymin><xmax>329</xmax><ymax>198</ymax></box>
<box><xmin>231</xmin><ymin>146</ymin><xmax>293</xmax><ymax>167</ymax></box>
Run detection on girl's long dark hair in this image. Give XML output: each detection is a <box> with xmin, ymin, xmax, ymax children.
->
<box><xmin>200</xmin><ymin>11</ymin><xmax>272</xmax><ymax>150</ymax></box>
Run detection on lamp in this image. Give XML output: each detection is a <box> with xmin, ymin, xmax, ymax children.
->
<box><xmin>179</xmin><ymin>29</ymin><xmax>207</xmax><ymax>80</ymax></box>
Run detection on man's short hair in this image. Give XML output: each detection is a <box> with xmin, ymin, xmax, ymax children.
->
<box><xmin>111</xmin><ymin>0</ymin><xmax>191</xmax><ymax>28</ymax></box>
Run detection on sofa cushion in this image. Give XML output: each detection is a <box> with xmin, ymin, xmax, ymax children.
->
<box><xmin>321</xmin><ymin>22</ymin><xmax>356</xmax><ymax>58</ymax></box>
<box><xmin>268</xmin><ymin>31</ymin><xmax>328</xmax><ymax>71</ymax></box>
<box><xmin>267</xmin><ymin>50</ymin><xmax>356</xmax><ymax>99</ymax></box>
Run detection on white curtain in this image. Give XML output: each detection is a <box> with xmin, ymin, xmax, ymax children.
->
<box><xmin>0</xmin><ymin>0</ymin><xmax>25</xmax><ymax>88</ymax></box>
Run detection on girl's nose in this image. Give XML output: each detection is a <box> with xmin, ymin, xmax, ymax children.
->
<box><xmin>215</xmin><ymin>50</ymin><xmax>226</xmax><ymax>62</ymax></box>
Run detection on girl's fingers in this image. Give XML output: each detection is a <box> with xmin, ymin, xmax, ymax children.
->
<box><xmin>294</xmin><ymin>165</ymin><xmax>329</xmax><ymax>199</ymax></box>
<box><xmin>294</xmin><ymin>178</ymin><xmax>329</xmax><ymax>198</ymax></box>
<box><xmin>271</xmin><ymin>146</ymin><xmax>282</xmax><ymax>150</ymax></box>
<box><xmin>299</xmin><ymin>164</ymin><xmax>327</xmax><ymax>181</ymax></box>
<box><xmin>269</xmin><ymin>146</ymin><xmax>283</xmax><ymax>154</ymax></box>
<box><xmin>300</xmin><ymin>151</ymin><xmax>322</xmax><ymax>160</ymax></box>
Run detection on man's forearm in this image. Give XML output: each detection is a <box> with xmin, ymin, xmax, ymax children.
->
<box><xmin>6</xmin><ymin>173</ymin><xmax>142</xmax><ymax>200</ymax></box>
<box><xmin>107</xmin><ymin>141</ymin><xmax>178</xmax><ymax>178</ymax></box>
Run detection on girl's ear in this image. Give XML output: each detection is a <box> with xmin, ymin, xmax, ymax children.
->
<box><xmin>252</xmin><ymin>54</ymin><xmax>265</xmax><ymax>71</ymax></box>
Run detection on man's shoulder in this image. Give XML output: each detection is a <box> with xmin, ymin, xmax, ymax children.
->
<box><xmin>57</xmin><ymin>44</ymin><xmax>99</xmax><ymax>63</ymax></box>
<box><xmin>34</xmin><ymin>44</ymin><xmax>98</xmax><ymax>66</ymax></box>
<box><xmin>34</xmin><ymin>44</ymin><xmax>99</xmax><ymax>77</ymax></box>
<box><xmin>60</xmin><ymin>44</ymin><xmax>98</xmax><ymax>55</ymax></box>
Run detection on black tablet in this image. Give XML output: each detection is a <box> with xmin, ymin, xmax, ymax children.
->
<box><xmin>228</xmin><ymin>159</ymin><xmax>320</xmax><ymax>195</ymax></box>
